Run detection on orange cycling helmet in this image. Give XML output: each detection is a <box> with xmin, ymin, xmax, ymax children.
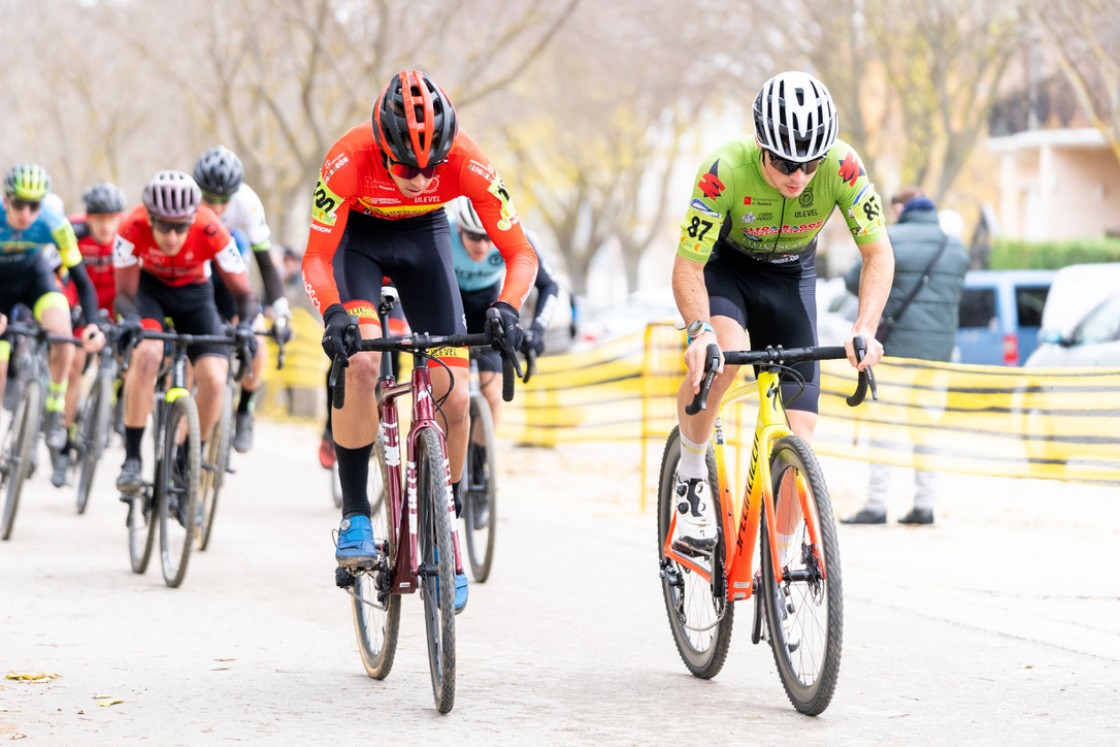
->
<box><xmin>372</xmin><ymin>69</ymin><xmax>458</xmax><ymax>169</ymax></box>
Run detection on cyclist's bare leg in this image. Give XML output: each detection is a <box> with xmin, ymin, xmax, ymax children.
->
<box><xmin>192</xmin><ymin>355</ymin><xmax>230</xmax><ymax>442</ymax></box>
<box><xmin>239</xmin><ymin>316</ymin><xmax>267</xmax><ymax>395</ymax></box>
<box><xmin>39</xmin><ymin>305</ymin><xmax>75</xmax><ymax>393</ymax></box>
<box><xmin>331</xmin><ymin>323</ymin><xmax>382</xmax><ymax>449</ymax></box>
<box><xmin>123</xmin><ymin>340</ymin><xmax>164</xmax><ymax>427</ymax></box>
<box><xmin>429</xmin><ymin>364</ymin><xmax>468</xmax><ymax>483</ymax></box>
<box><xmin>64</xmin><ymin>348</ymin><xmax>87</xmax><ymax>428</ymax></box>
<box><xmin>479</xmin><ymin>371</ymin><xmax>502</xmax><ymax>432</ymax></box>
<box><xmin>786</xmin><ymin>410</ymin><xmax>818</xmax><ymax>442</ymax></box>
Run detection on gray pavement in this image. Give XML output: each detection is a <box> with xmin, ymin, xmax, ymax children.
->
<box><xmin>1</xmin><ymin>421</ymin><xmax>1118</xmax><ymax>745</ymax></box>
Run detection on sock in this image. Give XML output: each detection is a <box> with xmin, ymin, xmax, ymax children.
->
<box><xmin>237</xmin><ymin>387</ymin><xmax>256</xmax><ymax>415</ymax></box>
<box><xmin>337</xmin><ymin>442</ymin><xmax>373</xmax><ymax>519</ymax></box>
<box><xmin>47</xmin><ymin>381</ymin><xmax>67</xmax><ymax>413</ymax></box>
<box><xmin>125</xmin><ymin>427</ymin><xmax>145</xmax><ymax>460</ymax></box>
<box><xmin>678</xmin><ymin>432</ymin><xmax>709</xmax><ymax>481</ymax></box>
<box><xmin>452</xmin><ymin>481</ymin><xmax>462</xmax><ymax>518</ymax></box>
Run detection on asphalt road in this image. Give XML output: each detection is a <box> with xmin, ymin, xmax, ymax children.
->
<box><xmin>1</xmin><ymin>421</ymin><xmax>1118</xmax><ymax>745</ymax></box>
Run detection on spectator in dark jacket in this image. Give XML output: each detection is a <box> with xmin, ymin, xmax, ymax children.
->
<box><xmin>840</xmin><ymin>189</ymin><xmax>970</xmax><ymax>526</ymax></box>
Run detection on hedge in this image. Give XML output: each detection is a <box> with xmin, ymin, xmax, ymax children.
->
<box><xmin>989</xmin><ymin>237</ymin><xmax>1120</xmax><ymax>269</ymax></box>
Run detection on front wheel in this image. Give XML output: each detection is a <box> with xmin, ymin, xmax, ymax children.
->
<box><xmin>462</xmin><ymin>394</ymin><xmax>496</xmax><ymax>582</ymax></box>
<box><xmin>158</xmin><ymin>396</ymin><xmax>201</xmax><ymax>588</ymax></box>
<box><xmin>759</xmin><ymin>435</ymin><xmax>842</xmax><ymax>716</ymax></box>
<box><xmin>197</xmin><ymin>382</ymin><xmax>233</xmax><ymax>551</ymax></box>
<box><xmin>656</xmin><ymin>426</ymin><xmax>733</xmax><ymax>679</ymax></box>
<box><xmin>417</xmin><ymin>428</ymin><xmax>456</xmax><ymax>714</ymax></box>
<box><xmin>1</xmin><ymin>378</ymin><xmax>42</xmax><ymax>540</ymax></box>
<box><xmin>76</xmin><ymin>368</ymin><xmax>113</xmax><ymax>515</ymax></box>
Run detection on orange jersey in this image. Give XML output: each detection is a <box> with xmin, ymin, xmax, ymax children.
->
<box><xmin>303</xmin><ymin>124</ymin><xmax>537</xmax><ymax>312</ymax></box>
<box><xmin>113</xmin><ymin>204</ymin><xmax>247</xmax><ymax>288</ymax></box>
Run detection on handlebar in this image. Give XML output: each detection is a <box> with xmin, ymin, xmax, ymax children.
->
<box><xmin>685</xmin><ymin>336</ymin><xmax>878</xmax><ymax>416</ymax></box>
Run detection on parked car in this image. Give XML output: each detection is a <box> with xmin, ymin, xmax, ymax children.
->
<box><xmin>955</xmin><ymin>270</ymin><xmax>1055</xmax><ymax>366</ymax></box>
<box><xmin>1025</xmin><ymin>291</ymin><xmax>1120</xmax><ymax>368</ymax></box>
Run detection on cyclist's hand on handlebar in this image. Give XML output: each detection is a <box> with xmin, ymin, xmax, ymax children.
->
<box><xmin>320</xmin><ymin>303</ymin><xmax>353</xmax><ymax>363</ymax></box>
<box><xmin>270</xmin><ymin>299</ymin><xmax>293</xmax><ymax>344</ymax></box>
<box><xmin>489</xmin><ymin>301</ymin><xmax>524</xmax><ymax>353</ymax></box>
<box><xmin>236</xmin><ymin>320</ymin><xmax>259</xmax><ymax>357</ymax></box>
<box><xmin>685</xmin><ymin>331</ymin><xmax>723</xmax><ymax>394</ymax></box>
<box><xmin>844</xmin><ymin>328</ymin><xmax>882</xmax><ymax>370</ymax></box>
<box><xmin>116</xmin><ymin>315</ymin><xmax>143</xmax><ymax>355</ymax></box>
<box><xmin>520</xmin><ymin>322</ymin><xmax>546</xmax><ymax>357</ymax></box>
<box><xmin>79</xmin><ymin>324</ymin><xmax>106</xmax><ymax>354</ymax></box>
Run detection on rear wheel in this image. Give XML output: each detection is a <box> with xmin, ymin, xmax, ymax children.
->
<box><xmin>1</xmin><ymin>378</ymin><xmax>42</xmax><ymax>540</ymax></box>
<box><xmin>158</xmin><ymin>396</ymin><xmax>200</xmax><ymax>588</ymax></box>
<box><xmin>417</xmin><ymin>428</ymin><xmax>456</xmax><ymax>714</ymax></box>
<box><xmin>197</xmin><ymin>382</ymin><xmax>233</xmax><ymax>551</ymax></box>
<box><xmin>76</xmin><ymin>368</ymin><xmax>113</xmax><ymax>515</ymax></box>
<box><xmin>656</xmin><ymin>426</ymin><xmax>732</xmax><ymax>678</ymax></box>
<box><xmin>759</xmin><ymin>435</ymin><xmax>842</xmax><ymax>716</ymax></box>
<box><xmin>462</xmin><ymin>394</ymin><xmax>497</xmax><ymax>582</ymax></box>
<box><xmin>352</xmin><ymin>435</ymin><xmax>400</xmax><ymax>679</ymax></box>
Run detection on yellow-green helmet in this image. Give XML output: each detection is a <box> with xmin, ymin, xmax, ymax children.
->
<box><xmin>4</xmin><ymin>163</ymin><xmax>51</xmax><ymax>201</ymax></box>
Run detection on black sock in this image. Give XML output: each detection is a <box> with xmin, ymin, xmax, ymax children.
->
<box><xmin>237</xmin><ymin>387</ymin><xmax>255</xmax><ymax>415</ymax></box>
<box><xmin>452</xmin><ymin>481</ymin><xmax>462</xmax><ymax>518</ymax></box>
<box><xmin>125</xmin><ymin>427</ymin><xmax>144</xmax><ymax>460</ymax></box>
<box><xmin>336</xmin><ymin>442</ymin><xmax>373</xmax><ymax>518</ymax></box>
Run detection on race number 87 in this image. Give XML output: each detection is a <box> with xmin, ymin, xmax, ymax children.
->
<box><xmin>687</xmin><ymin>216</ymin><xmax>713</xmax><ymax>240</ymax></box>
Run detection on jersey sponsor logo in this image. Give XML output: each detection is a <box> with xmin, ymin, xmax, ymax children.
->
<box><xmin>468</xmin><ymin>160</ymin><xmax>497</xmax><ymax>179</ymax></box>
<box><xmin>741</xmin><ymin>219</ymin><xmax>825</xmax><ymax>238</ymax></box>
<box><xmin>689</xmin><ymin>199</ymin><xmax>720</xmax><ymax>219</ymax></box>
<box><xmin>345</xmin><ymin>303</ymin><xmax>377</xmax><ymax>318</ymax></box>
<box><xmin>798</xmin><ymin>189</ymin><xmax>814</xmax><ymax>207</ymax></box>
<box><xmin>214</xmin><ymin>240</ymin><xmax>248</xmax><ymax>274</ymax></box>
<box><xmin>427</xmin><ymin>345</ymin><xmax>469</xmax><ymax>361</ymax></box>
<box><xmin>741</xmin><ymin>212</ymin><xmax>756</xmax><ymax>223</ymax></box>
<box><xmin>743</xmin><ymin>196</ymin><xmax>752</xmax><ymax>205</ymax></box>
<box><xmin>323</xmin><ymin>153</ymin><xmax>350</xmax><ymax>181</ymax></box>
<box><xmin>112</xmin><ymin>235</ymin><xmax>137</xmax><ymax>268</ymax></box>
<box><xmin>838</xmin><ymin>151</ymin><xmax>865</xmax><ymax>187</ymax></box>
<box><xmin>698</xmin><ymin>172</ymin><xmax>725</xmax><ymax>200</ymax></box>
<box><xmin>311</xmin><ymin>178</ymin><xmax>344</xmax><ymax>226</ymax></box>
<box><xmin>487</xmin><ymin>178</ymin><xmax>519</xmax><ymax>230</ymax></box>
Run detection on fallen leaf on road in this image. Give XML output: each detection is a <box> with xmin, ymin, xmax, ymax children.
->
<box><xmin>95</xmin><ymin>698</ymin><xmax>124</xmax><ymax>707</ymax></box>
<box><xmin>211</xmin><ymin>667</ymin><xmax>231</xmax><ymax>671</ymax></box>
<box><xmin>213</xmin><ymin>658</ymin><xmax>236</xmax><ymax>662</ymax></box>
<box><xmin>5</xmin><ymin>673</ymin><xmax>60</xmax><ymax>682</ymax></box>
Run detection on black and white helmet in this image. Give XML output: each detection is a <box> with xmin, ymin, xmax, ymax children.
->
<box><xmin>82</xmin><ymin>182</ymin><xmax>126</xmax><ymax>214</ymax></box>
<box><xmin>450</xmin><ymin>196</ymin><xmax>486</xmax><ymax>235</ymax></box>
<box><xmin>752</xmin><ymin>71</ymin><xmax>838</xmax><ymax>162</ymax></box>
<box><xmin>193</xmin><ymin>145</ymin><xmax>244</xmax><ymax>197</ymax></box>
<box><xmin>142</xmin><ymin>170</ymin><xmax>202</xmax><ymax>220</ymax></box>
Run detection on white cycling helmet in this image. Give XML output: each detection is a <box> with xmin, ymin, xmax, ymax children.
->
<box><xmin>450</xmin><ymin>195</ymin><xmax>486</xmax><ymax>235</ymax></box>
<box><xmin>142</xmin><ymin>170</ymin><xmax>202</xmax><ymax>220</ymax></box>
<box><xmin>752</xmin><ymin>71</ymin><xmax>838</xmax><ymax>162</ymax></box>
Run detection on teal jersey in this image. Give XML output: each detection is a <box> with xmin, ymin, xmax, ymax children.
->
<box><xmin>0</xmin><ymin>202</ymin><xmax>82</xmax><ymax>271</ymax></box>
<box><xmin>677</xmin><ymin>137</ymin><xmax>886</xmax><ymax>265</ymax></box>
<box><xmin>450</xmin><ymin>217</ymin><xmax>506</xmax><ymax>291</ymax></box>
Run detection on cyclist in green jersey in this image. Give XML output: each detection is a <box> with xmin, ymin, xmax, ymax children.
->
<box><xmin>671</xmin><ymin>71</ymin><xmax>894</xmax><ymax>556</ymax></box>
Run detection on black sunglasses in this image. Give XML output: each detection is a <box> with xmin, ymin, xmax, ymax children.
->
<box><xmin>9</xmin><ymin>197</ymin><xmax>41</xmax><ymax>213</ymax></box>
<box><xmin>765</xmin><ymin>150</ymin><xmax>824</xmax><ymax>176</ymax></box>
<box><xmin>151</xmin><ymin>217</ymin><xmax>192</xmax><ymax>235</ymax></box>
<box><xmin>386</xmin><ymin>157</ymin><xmax>447</xmax><ymax>180</ymax></box>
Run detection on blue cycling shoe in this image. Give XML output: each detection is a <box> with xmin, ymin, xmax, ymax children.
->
<box><xmin>335</xmin><ymin>515</ymin><xmax>379</xmax><ymax>569</ymax></box>
<box><xmin>433</xmin><ymin>547</ymin><xmax>469</xmax><ymax>614</ymax></box>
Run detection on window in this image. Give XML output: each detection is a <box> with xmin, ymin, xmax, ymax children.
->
<box><xmin>959</xmin><ymin>288</ymin><xmax>997</xmax><ymax>329</ymax></box>
<box><xmin>1015</xmin><ymin>285</ymin><xmax>1050</xmax><ymax>327</ymax></box>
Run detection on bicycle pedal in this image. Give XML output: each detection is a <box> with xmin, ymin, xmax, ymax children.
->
<box><xmin>334</xmin><ymin>565</ymin><xmax>355</xmax><ymax>589</ymax></box>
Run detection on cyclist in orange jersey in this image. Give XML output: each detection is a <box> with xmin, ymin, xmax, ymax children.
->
<box><xmin>303</xmin><ymin>69</ymin><xmax>537</xmax><ymax>612</ymax></box>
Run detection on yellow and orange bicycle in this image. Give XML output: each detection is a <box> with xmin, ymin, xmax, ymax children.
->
<box><xmin>657</xmin><ymin>338</ymin><xmax>874</xmax><ymax>716</ymax></box>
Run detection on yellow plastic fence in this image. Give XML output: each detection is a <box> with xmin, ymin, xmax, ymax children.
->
<box><xmin>258</xmin><ymin>307</ymin><xmax>329</xmax><ymax>418</ymax></box>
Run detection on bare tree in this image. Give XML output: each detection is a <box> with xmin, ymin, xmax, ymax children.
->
<box><xmin>1032</xmin><ymin>0</ymin><xmax>1120</xmax><ymax>163</ymax></box>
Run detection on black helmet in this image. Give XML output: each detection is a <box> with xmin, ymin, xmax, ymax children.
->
<box><xmin>82</xmin><ymin>182</ymin><xmax>126</xmax><ymax>214</ymax></box>
<box><xmin>372</xmin><ymin>69</ymin><xmax>458</xmax><ymax>168</ymax></box>
<box><xmin>193</xmin><ymin>145</ymin><xmax>244</xmax><ymax>197</ymax></box>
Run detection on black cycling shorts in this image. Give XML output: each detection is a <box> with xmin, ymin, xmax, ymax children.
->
<box><xmin>135</xmin><ymin>274</ymin><xmax>228</xmax><ymax>363</ymax></box>
<box><xmin>0</xmin><ymin>253</ymin><xmax>62</xmax><ymax>318</ymax></box>
<box><xmin>331</xmin><ymin>210</ymin><xmax>467</xmax><ymax>369</ymax></box>
<box><xmin>704</xmin><ymin>248</ymin><xmax>820</xmax><ymax>413</ymax></box>
<box><xmin>460</xmin><ymin>284</ymin><xmax>501</xmax><ymax>373</ymax></box>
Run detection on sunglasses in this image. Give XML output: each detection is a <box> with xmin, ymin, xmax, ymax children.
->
<box><xmin>766</xmin><ymin>151</ymin><xmax>823</xmax><ymax>175</ymax></box>
<box><xmin>9</xmin><ymin>197</ymin><xmax>41</xmax><ymax>213</ymax></box>
<box><xmin>386</xmin><ymin>157</ymin><xmax>447</xmax><ymax>180</ymax></box>
<box><xmin>151</xmin><ymin>217</ymin><xmax>193</xmax><ymax>235</ymax></box>
<box><xmin>460</xmin><ymin>228</ymin><xmax>491</xmax><ymax>243</ymax></box>
<box><xmin>202</xmin><ymin>191</ymin><xmax>234</xmax><ymax>205</ymax></box>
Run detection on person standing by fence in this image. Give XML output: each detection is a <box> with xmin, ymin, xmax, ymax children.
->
<box><xmin>841</xmin><ymin>188</ymin><xmax>970</xmax><ymax>526</ymax></box>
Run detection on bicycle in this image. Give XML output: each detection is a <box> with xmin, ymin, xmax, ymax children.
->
<box><xmin>657</xmin><ymin>338</ymin><xmax>875</xmax><ymax>716</ymax></box>
<box><xmin>64</xmin><ymin>333</ymin><xmax>118</xmax><ymax>514</ymax></box>
<box><xmin>458</xmin><ymin>344</ymin><xmax>534</xmax><ymax>583</ymax></box>
<box><xmin>1</xmin><ymin>321</ymin><xmax>82</xmax><ymax>540</ymax></box>
<box><xmin>120</xmin><ymin>326</ymin><xmax>253</xmax><ymax>587</ymax></box>
<box><xmin>196</xmin><ymin>321</ymin><xmax>287</xmax><ymax>552</ymax></box>
<box><xmin>332</xmin><ymin>287</ymin><xmax>521</xmax><ymax>714</ymax></box>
